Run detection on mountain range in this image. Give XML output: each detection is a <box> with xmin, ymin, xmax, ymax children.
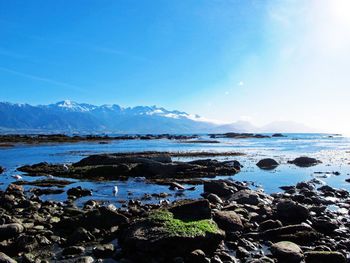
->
<box><xmin>0</xmin><ymin>100</ymin><xmax>314</xmax><ymax>134</ymax></box>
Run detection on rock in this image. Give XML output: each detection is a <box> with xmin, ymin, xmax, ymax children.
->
<box><xmin>187</xmin><ymin>249</ymin><xmax>209</xmax><ymax>263</ymax></box>
<box><xmin>0</xmin><ymin>252</ymin><xmax>17</xmax><ymax>263</ymax></box>
<box><xmin>304</xmin><ymin>251</ymin><xmax>346</xmax><ymax>263</ymax></box>
<box><xmin>0</xmin><ymin>223</ymin><xmax>24</xmax><ymax>241</ymax></box>
<box><xmin>276</xmin><ymin>200</ymin><xmax>309</xmax><ymax>223</ymax></box>
<box><xmin>256</xmin><ymin>158</ymin><xmax>279</xmax><ymax>170</ymax></box>
<box><xmin>272</xmin><ymin>133</ymin><xmax>285</xmax><ymax>137</ymax></box>
<box><xmin>229</xmin><ymin>190</ymin><xmax>260</xmax><ymax>205</ymax></box>
<box><xmin>0</xmin><ymin>167</ymin><xmax>4</xmax><ymax>174</ymax></box>
<box><xmin>92</xmin><ymin>243</ymin><xmax>115</xmax><ymax>258</ymax></box>
<box><xmin>259</xmin><ymin>219</ymin><xmax>283</xmax><ymax>231</ymax></box>
<box><xmin>62</xmin><ymin>246</ymin><xmax>85</xmax><ymax>256</ymax></box>
<box><xmin>67</xmin><ymin>187</ymin><xmax>92</xmax><ymax>198</ymax></box>
<box><xmin>213</xmin><ymin>210</ymin><xmax>243</xmax><ymax>232</ymax></box>
<box><xmin>270</xmin><ymin>241</ymin><xmax>303</xmax><ymax>263</ymax></box>
<box><xmin>206</xmin><ymin>194</ymin><xmax>223</xmax><ymax>205</ymax></box>
<box><xmin>120</xmin><ymin>210</ymin><xmax>224</xmax><ymax>262</ymax></box>
<box><xmin>203</xmin><ymin>180</ymin><xmax>236</xmax><ymax>197</ymax></box>
<box><xmin>288</xmin><ymin>157</ymin><xmax>321</xmax><ymax>167</ymax></box>
<box><xmin>66</xmin><ymin>227</ymin><xmax>94</xmax><ymax>245</ymax></box>
<box><xmin>169</xmin><ymin>182</ymin><xmax>185</xmax><ymax>190</ymax></box>
<box><xmin>262</xmin><ymin>224</ymin><xmax>320</xmax><ymax>244</ymax></box>
<box><xmin>169</xmin><ymin>199</ymin><xmax>211</xmax><ymax>220</ymax></box>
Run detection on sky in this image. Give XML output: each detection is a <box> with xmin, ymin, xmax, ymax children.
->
<box><xmin>1</xmin><ymin>0</ymin><xmax>350</xmax><ymax>133</ymax></box>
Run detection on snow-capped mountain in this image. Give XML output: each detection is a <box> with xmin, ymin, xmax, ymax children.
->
<box><xmin>0</xmin><ymin>100</ymin><xmax>215</xmax><ymax>133</ymax></box>
<box><xmin>0</xmin><ymin>100</ymin><xmax>315</xmax><ymax>134</ymax></box>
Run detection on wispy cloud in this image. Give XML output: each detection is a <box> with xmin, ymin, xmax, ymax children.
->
<box><xmin>0</xmin><ymin>66</ymin><xmax>84</xmax><ymax>91</ymax></box>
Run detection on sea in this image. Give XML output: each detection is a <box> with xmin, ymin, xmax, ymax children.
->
<box><xmin>0</xmin><ymin>133</ymin><xmax>349</xmax><ymax>206</ymax></box>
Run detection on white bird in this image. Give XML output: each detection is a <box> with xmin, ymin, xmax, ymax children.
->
<box><xmin>63</xmin><ymin>164</ymin><xmax>69</xmax><ymax>171</ymax></box>
<box><xmin>11</xmin><ymin>174</ymin><xmax>23</xmax><ymax>180</ymax></box>
<box><xmin>113</xmin><ymin>186</ymin><xmax>118</xmax><ymax>195</ymax></box>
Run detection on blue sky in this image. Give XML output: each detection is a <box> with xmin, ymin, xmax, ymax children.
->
<box><xmin>1</xmin><ymin>1</ymin><xmax>350</xmax><ymax>133</ymax></box>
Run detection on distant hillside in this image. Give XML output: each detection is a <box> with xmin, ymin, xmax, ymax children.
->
<box><xmin>0</xmin><ymin>100</ymin><xmax>315</xmax><ymax>134</ymax></box>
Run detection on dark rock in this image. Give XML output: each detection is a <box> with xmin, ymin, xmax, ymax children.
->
<box><xmin>276</xmin><ymin>200</ymin><xmax>309</xmax><ymax>223</ymax></box>
<box><xmin>67</xmin><ymin>187</ymin><xmax>92</xmax><ymax>198</ymax></box>
<box><xmin>169</xmin><ymin>199</ymin><xmax>211</xmax><ymax>220</ymax></box>
<box><xmin>0</xmin><ymin>167</ymin><xmax>4</xmax><ymax>174</ymax></box>
<box><xmin>229</xmin><ymin>190</ymin><xmax>260</xmax><ymax>205</ymax></box>
<box><xmin>62</xmin><ymin>246</ymin><xmax>85</xmax><ymax>256</ymax></box>
<box><xmin>0</xmin><ymin>223</ymin><xmax>24</xmax><ymax>241</ymax></box>
<box><xmin>206</xmin><ymin>194</ymin><xmax>223</xmax><ymax>205</ymax></box>
<box><xmin>92</xmin><ymin>244</ymin><xmax>115</xmax><ymax>258</ymax></box>
<box><xmin>213</xmin><ymin>210</ymin><xmax>243</xmax><ymax>232</ymax></box>
<box><xmin>259</xmin><ymin>219</ymin><xmax>283</xmax><ymax>231</ymax></box>
<box><xmin>288</xmin><ymin>157</ymin><xmax>321</xmax><ymax>167</ymax></box>
<box><xmin>256</xmin><ymin>158</ymin><xmax>279</xmax><ymax>170</ymax></box>
<box><xmin>187</xmin><ymin>249</ymin><xmax>209</xmax><ymax>263</ymax></box>
<box><xmin>272</xmin><ymin>133</ymin><xmax>285</xmax><ymax>137</ymax></box>
<box><xmin>120</xmin><ymin>210</ymin><xmax>224</xmax><ymax>262</ymax></box>
<box><xmin>304</xmin><ymin>251</ymin><xmax>346</xmax><ymax>263</ymax></box>
<box><xmin>271</xmin><ymin>241</ymin><xmax>303</xmax><ymax>263</ymax></box>
<box><xmin>203</xmin><ymin>180</ymin><xmax>236</xmax><ymax>197</ymax></box>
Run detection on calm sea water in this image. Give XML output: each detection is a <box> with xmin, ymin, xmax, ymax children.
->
<box><xmin>0</xmin><ymin>133</ymin><xmax>349</xmax><ymax>206</ymax></box>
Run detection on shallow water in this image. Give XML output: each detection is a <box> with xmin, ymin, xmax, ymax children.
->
<box><xmin>0</xmin><ymin>133</ymin><xmax>349</xmax><ymax>206</ymax></box>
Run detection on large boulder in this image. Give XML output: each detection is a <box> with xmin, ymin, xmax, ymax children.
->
<box><xmin>120</xmin><ymin>210</ymin><xmax>224</xmax><ymax>262</ymax></box>
<box><xmin>256</xmin><ymin>159</ymin><xmax>279</xmax><ymax>170</ymax></box>
<box><xmin>276</xmin><ymin>200</ymin><xmax>309</xmax><ymax>223</ymax></box>
<box><xmin>213</xmin><ymin>210</ymin><xmax>243</xmax><ymax>232</ymax></box>
<box><xmin>270</xmin><ymin>241</ymin><xmax>303</xmax><ymax>263</ymax></box>
<box><xmin>304</xmin><ymin>251</ymin><xmax>346</xmax><ymax>263</ymax></box>
<box><xmin>288</xmin><ymin>157</ymin><xmax>321</xmax><ymax>167</ymax></box>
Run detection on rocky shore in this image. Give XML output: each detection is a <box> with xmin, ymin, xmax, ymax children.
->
<box><xmin>0</xmin><ymin>175</ymin><xmax>349</xmax><ymax>263</ymax></box>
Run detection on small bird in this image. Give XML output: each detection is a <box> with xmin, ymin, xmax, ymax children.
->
<box><xmin>63</xmin><ymin>164</ymin><xmax>69</xmax><ymax>171</ymax></box>
<box><xmin>11</xmin><ymin>174</ymin><xmax>23</xmax><ymax>180</ymax></box>
<box><xmin>113</xmin><ymin>186</ymin><xmax>118</xmax><ymax>195</ymax></box>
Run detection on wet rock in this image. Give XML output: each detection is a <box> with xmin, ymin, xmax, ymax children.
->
<box><xmin>229</xmin><ymin>190</ymin><xmax>260</xmax><ymax>205</ymax></box>
<box><xmin>213</xmin><ymin>210</ymin><xmax>243</xmax><ymax>232</ymax></box>
<box><xmin>0</xmin><ymin>252</ymin><xmax>17</xmax><ymax>263</ymax></box>
<box><xmin>0</xmin><ymin>166</ymin><xmax>4</xmax><ymax>174</ymax></box>
<box><xmin>187</xmin><ymin>249</ymin><xmax>209</xmax><ymax>263</ymax></box>
<box><xmin>203</xmin><ymin>180</ymin><xmax>236</xmax><ymax>197</ymax></box>
<box><xmin>67</xmin><ymin>187</ymin><xmax>92</xmax><ymax>198</ymax></box>
<box><xmin>256</xmin><ymin>158</ymin><xmax>279</xmax><ymax>170</ymax></box>
<box><xmin>288</xmin><ymin>157</ymin><xmax>321</xmax><ymax>167</ymax></box>
<box><xmin>276</xmin><ymin>200</ymin><xmax>309</xmax><ymax>223</ymax></box>
<box><xmin>304</xmin><ymin>251</ymin><xmax>346</xmax><ymax>263</ymax></box>
<box><xmin>205</xmin><ymin>193</ymin><xmax>223</xmax><ymax>205</ymax></box>
<box><xmin>262</xmin><ymin>224</ymin><xmax>320</xmax><ymax>244</ymax></box>
<box><xmin>0</xmin><ymin>223</ymin><xmax>24</xmax><ymax>241</ymax></box>
<box><xmin>270</xmin><ymin>241</ymin><xmax>303</xmax><ymax>263</ymax></box>
<box><xmin>62</xmin><ymin>246</ymin><xmax>85</xmax><ymax>256</ymax></box>
<box><xmin>66</xmin><ymin>227</ymin><xmax>94</xmax><ymax>245</ymax></box>
<box><xmin>15</xmin><ymin>179</ymin><xmax>73</xmax><ymax>188</ymax></box>
<box><xmin>169</xmin><ymin>199</ymin><xmax>211</xmax><ymax>220</ymax></box>
<box><xmin>169</xmin><ymin>182</ymin><xmax>185</xmax><ymax>190</ymax></box>
<box><xmin>92</xmin><ymin>244</ymin><xmax>115</xmax><ymax>258</ymax></box>
<box><xmin>259</xmin><ymin>219</ymin><xmax>283</xmax><ymax>231</ymax></box>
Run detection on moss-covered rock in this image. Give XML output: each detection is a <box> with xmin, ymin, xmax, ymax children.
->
<box><xmin>120</xmin><ymin>210</ymin><xmax>224</xmax><ymax>263</ymax></box>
